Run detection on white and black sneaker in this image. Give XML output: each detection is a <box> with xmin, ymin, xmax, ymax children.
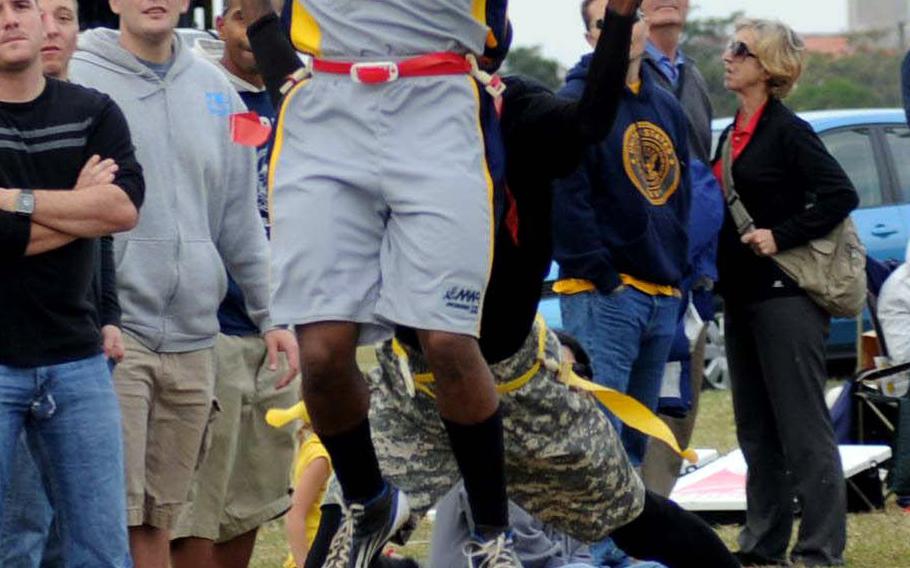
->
<box><xmin>463</xmin><ymin>531</ymin><xmax>522</xmax><ymax>568</ymax></box>
<box><xmin>324</xmin><ymin>484</ymin><xmax>411</xmax><ymax>568</ymax></box>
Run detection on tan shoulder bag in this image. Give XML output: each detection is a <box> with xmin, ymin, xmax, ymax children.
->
<box><xmin>721</xmin><ymin>133</ymin><xmax>867</xmax><ymax>317</ymax></box>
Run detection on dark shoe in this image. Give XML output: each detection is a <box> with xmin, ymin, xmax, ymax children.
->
<box><xmin>789</xmin><ymin>554</ymin><xmax>844</xmax><ymax>567</ymax></box>
<box><xmin>324</xmin><ymin>485</ymin><xmax>411</xmax><ymax>568</ymax></box>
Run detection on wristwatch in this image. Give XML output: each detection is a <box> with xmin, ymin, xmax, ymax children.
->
<box><xmin>14</xmin><ymin>189</ymin><xmax>35</xmax><ymax>217</ymax></box>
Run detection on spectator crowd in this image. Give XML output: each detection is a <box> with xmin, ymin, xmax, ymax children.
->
<box><xmin>4</xmin><ymin>0</ymin><xmax>902</xmax><ymax>566</ymax></box>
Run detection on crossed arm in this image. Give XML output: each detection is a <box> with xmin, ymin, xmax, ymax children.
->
<box><xmin>0</xmin><ymin>156</ymin><xmax>139</xmax><ymax>257</ymax></box>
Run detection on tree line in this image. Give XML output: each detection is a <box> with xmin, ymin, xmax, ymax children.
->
<box><xmin>503</xmin><ymin>12</ymin><xmax>906</xmax><ymax>119</ymax></box>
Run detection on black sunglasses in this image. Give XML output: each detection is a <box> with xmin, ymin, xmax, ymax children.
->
<box><xmin>727</xmin><ymin>40</ymin><xmax>758</xmax><ymax>60</ymax></box>
<box><xmin>595</xmin><ymin>8</ymin><xmax>642</xmax><ymax>30</ymax></box>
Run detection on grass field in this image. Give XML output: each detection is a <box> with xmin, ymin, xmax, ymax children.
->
<box><xmin>249</xmin><ymin>386</ymin><xmax>910</xmax><ymax>567</ymax></box>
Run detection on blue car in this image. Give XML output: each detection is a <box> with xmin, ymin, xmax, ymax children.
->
<box><xmin>539</xmin><ymin>108</ymin><xmax>910</xmax><ymax>362</ymax></box>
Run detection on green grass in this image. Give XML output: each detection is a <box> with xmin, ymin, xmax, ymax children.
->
<box><xmin>249</xmin><ymin>387</ymin><xmax>910</xmax><ymax>567</ymax></box>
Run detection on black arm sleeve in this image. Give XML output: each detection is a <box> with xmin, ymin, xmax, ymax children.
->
<box><xmin>99</xmin><ymin>235</ymin><xmax>121</xmax><ymax>327</ymax></box>
<box><xmin>0</xmin><ymin>211</ymin><xmax>30</xmax><ymax>261</ymax></box>
<box><xmin>89</xmin><ymin>98</ymin><xmax>145</xmax><ymax>210</ymax></box>
<box><xmin>575</xmin><ymin>7</ymin><xmax>635</xmax><ymax>142</ymax></box>
<box><xmin>247</xmin><ymin>13</ymin><xmax>306</xmax><ymax>108</ymax></box>
<box><xmin>772</xmin><ymin>117</ymin><xmax>860</xmax><ymax>251</ymax></box>
<box><xmin>503</xmin><ymin>8</ymin><xmax>633</xmax><ymax>179</ymax></box>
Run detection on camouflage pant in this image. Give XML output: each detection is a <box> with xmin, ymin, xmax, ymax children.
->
<box><xmin>364</xmin><ymin>320</ymin><xmax>645</xmax><ymax>543</ymax></box>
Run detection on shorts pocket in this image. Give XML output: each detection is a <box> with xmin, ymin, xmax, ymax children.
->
<box><xmin>195</xmin><ymin>398</ymin><xmax>222</xmax><ymax>471</ymax></box>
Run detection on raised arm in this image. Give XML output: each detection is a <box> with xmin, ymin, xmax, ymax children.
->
<box><xmin>244</xmin><ymin>0</ymin><xmax>304</xmax><ymax>107</ymax></box>
<box><xmin>504</xmin><ymin>0</ymin><xmax>638</xmax><ymax>179</ymax></box>
<box><xmin>575</xmin><ymin>0</ymin><xmax>640</xmax><ymax>142</ymax></box>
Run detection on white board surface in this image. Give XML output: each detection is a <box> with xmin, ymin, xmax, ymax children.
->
<box><xmin>669</xmin><ymin>445</ymin><xmax>892</xmax><ymax>512</ymax></box>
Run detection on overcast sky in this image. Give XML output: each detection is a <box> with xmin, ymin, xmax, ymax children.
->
<box><xmin>509</xmin><ymin>0</ymin><xmax>848</xmax><ymax>67</ymax></box>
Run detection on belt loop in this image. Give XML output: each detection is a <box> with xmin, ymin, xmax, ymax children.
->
<box><xmin>280</xmin><ymin>61</ymin><xmax>313</xmax><ymax>96</ymax></box>
<box><xmin>466</xmin><ymin>54</ymin><xmax>507</xmax><ymax>99</ymax></box>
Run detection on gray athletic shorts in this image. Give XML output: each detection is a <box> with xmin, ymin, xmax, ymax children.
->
<box><xmin>268</xmin><ymin>72</ymin><xmax>494</xmax><ymax>343</ymax></box>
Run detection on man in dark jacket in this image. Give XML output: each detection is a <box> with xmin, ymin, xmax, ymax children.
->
<box><xmin>640</xmin><ymin>0</ymin><xmax>711</xmax><ymax>163</ymax></box>
<box><xmin>554</xmin><ymin>0</ymin><xmax>691</xmax><ymax>472</ymax></box>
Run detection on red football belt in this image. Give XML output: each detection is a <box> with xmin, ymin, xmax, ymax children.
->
<box><xmin>312</xmin><ymin>52</ymin><xmax>473</xmax><ymax>84</ymax></box>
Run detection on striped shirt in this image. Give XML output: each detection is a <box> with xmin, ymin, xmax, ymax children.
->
<box><xmin>0</xmin><ymin>79</ymin><xmax>144</xmax><ymax>367</ymax></box>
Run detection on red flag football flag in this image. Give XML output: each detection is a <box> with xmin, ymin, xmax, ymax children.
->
<box><xmin>230</xmin><ymin>112</ymin><xmax>272</xmax><ymax>147</ymax></box>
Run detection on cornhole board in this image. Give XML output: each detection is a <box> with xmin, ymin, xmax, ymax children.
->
<box><xmin>679</xmin><ymin>448</ymin><xmax>720</xmax><ymax>476</ymax></box>
<box><xmin>669</xmin><ymin>445</ymin><xmax>892</xmax><ymax>512</ymax></box>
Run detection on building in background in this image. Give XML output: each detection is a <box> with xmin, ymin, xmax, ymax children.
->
<box><xmin>802</xmin><ymin>34</ymin><xmax>854</xmax><ymax>57</ymax></box>
<box><xmin>847</xmin><ymin>0</ymin><xmax>910</xmax><ymax>49</ymax></box>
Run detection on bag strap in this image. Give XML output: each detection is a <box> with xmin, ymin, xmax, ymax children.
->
<box><xmin>721</xmin><ymin>131</ymin><xmax>757</xmax><ymax>237</ymax></box>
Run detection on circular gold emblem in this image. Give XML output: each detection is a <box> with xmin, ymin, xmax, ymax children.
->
<box><xmin>622</xmin><ymin>121</ymin><xmax>681</xmax><ymax>205</ymax></box>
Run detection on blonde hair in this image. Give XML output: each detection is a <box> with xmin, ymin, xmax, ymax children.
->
<box><xmin>735</xmin><ymin>18</ymin><xmax>805</xmax><ymax>98</ymax></box>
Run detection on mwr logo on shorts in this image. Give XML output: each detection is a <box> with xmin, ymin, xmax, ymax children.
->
<box><xmin>443</xmin><ymin>286</ymin><xmax>482</xmax><ymax>315</ymax></box>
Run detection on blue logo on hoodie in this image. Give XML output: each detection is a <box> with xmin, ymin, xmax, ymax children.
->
<box><xmin>205</xmin><ymin>92</ymin><xmax>230</xmax><ymax>117</ymax></box>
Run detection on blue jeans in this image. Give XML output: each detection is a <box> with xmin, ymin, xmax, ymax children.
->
<box><xmin>560</xmin><ymin>289</ymin><xmax>680</xmax><ymax>465</ymax></box>
<box><xmin>0</xmin><ymin>435</ymin><xmax>60</xmax><ymax>567</ymax></box>
<box><xmin>0</xmin><ymin>355</ymin><xmax>130</xmax><ymax>567</ymax></box>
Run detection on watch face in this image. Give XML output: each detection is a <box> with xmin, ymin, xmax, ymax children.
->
<box><xmin>16</xmin><ymin>191</ymin><xmax>35</xmax><ymax>215</ymax></box>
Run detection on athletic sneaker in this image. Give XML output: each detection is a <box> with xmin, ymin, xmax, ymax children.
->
<box><xmin>324</xmin><ymin>485</ymin><xmax>412</xmax><ymax>568</ymax></box>
<box><xmin>463</xmin><ymin>532</ymin><xmax>522</xmax><ymax>568</ymax></box>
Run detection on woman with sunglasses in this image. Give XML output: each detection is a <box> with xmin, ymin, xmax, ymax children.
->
<box><xmin>712</xmin><ymin>19</ymin><xmax>858</xmax><ymax>568</ymax></box>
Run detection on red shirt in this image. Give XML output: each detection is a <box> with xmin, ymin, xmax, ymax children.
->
<box><xmin>713</xmin><ymin>102</ymin><xmax>768</xmax><ymax>191</ymax></box>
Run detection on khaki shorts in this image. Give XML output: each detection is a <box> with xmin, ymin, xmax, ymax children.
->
<box><xmin>173</xmin><ymin>334</ymin><xmax>299</xmax><ymax>541</ymax></box>
<box><xmin>115</xmin><ymin>333</ymin><xmax>216</xmax><ymax>529</ymax></box>
<box><xmin>360</xmin><ymin>320</ymin><xmax>645</xmax><ymax>543</ymax></box>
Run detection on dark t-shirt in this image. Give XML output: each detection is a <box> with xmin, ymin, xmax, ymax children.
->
<box><xmin>0</xmin><ymin>78</ymin><xmax>144</xmax><ymax>368</ymax></box>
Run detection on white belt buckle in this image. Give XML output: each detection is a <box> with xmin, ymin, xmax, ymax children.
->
<box><xmin>350</xmin><ymin>61</ymin><xmax>400</xmax><ymax>84</ymax></box>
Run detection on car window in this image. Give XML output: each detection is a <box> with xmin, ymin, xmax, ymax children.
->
<box><xmin>821</xmin><ymin>128</ymin><xmax>883</xmax><ymax>208</ymax></box>
<box><xmin>884</xmin><ymin>126</ymin><xmax>910</xmax><ymax>203</ymax></box>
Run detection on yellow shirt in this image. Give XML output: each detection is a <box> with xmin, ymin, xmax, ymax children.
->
<box><xmin>553</xmin><ymin>275</ymin><xmax>680</xmax><ymax>298</ymax></box>
<box><xmin>284</xmin><ymin>434</ymin><xmax>331</xmax><ymax>568</ymax></box>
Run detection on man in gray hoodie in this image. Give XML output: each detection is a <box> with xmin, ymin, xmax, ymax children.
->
<box><xmin>68</xmin><ymin>0</ymin><xmax>299</xmax><ymax>566</ymax></box>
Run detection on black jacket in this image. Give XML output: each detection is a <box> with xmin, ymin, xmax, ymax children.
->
<box><xmin>713</xmin><ymin>97</ymin><xmax>859</xmax><ymax>305</ymax></box>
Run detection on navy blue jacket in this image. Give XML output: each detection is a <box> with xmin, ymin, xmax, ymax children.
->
<box><xmin>553</xmin><ymin>55</ymin><xmax>691</xmax><ymax>292</ymax></box>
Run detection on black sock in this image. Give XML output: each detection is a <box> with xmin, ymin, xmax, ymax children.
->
<box><xmin>319</xmin><ymin>418</ymin><xmax>385</xmax><ymax>504</ymax></box>
<box><xmin>442</xmin><ymin>407</ymin><xmax>509</xmax><ymax>534</ymax></box>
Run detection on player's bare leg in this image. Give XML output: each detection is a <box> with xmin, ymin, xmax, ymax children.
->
<box><xmin>418</xmin><ymin>330</ymin><xmax>514</xmax><ymax>561</ymax></box>
<box><xmin>297</xmin><ymin>323</ymin><xmax>409</xmax><ymax>568</ymax></box>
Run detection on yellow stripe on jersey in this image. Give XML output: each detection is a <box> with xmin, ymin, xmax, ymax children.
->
<box><xmin>471</xmin><ymin>0</ymin><xmax>487</xmax><ymax>25</ymax></box>
<box><xmin>467</xmin><ymin>76</ymin><xmax>496</xmax><ymax>336</ymax></box>
<box><xmin>471</xmin><ymin>0</ymin><xmax>499</xmax><ymax>49</ymax></box>
<box><xmin>267</xmin><ymin>79</ymin><xmax>310</xmax><ymax>227</ymax></box>
<box><xmin>290</xmin><ymin>0</ymin><xmax>322</xmax><ymax>56</ymax></box>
